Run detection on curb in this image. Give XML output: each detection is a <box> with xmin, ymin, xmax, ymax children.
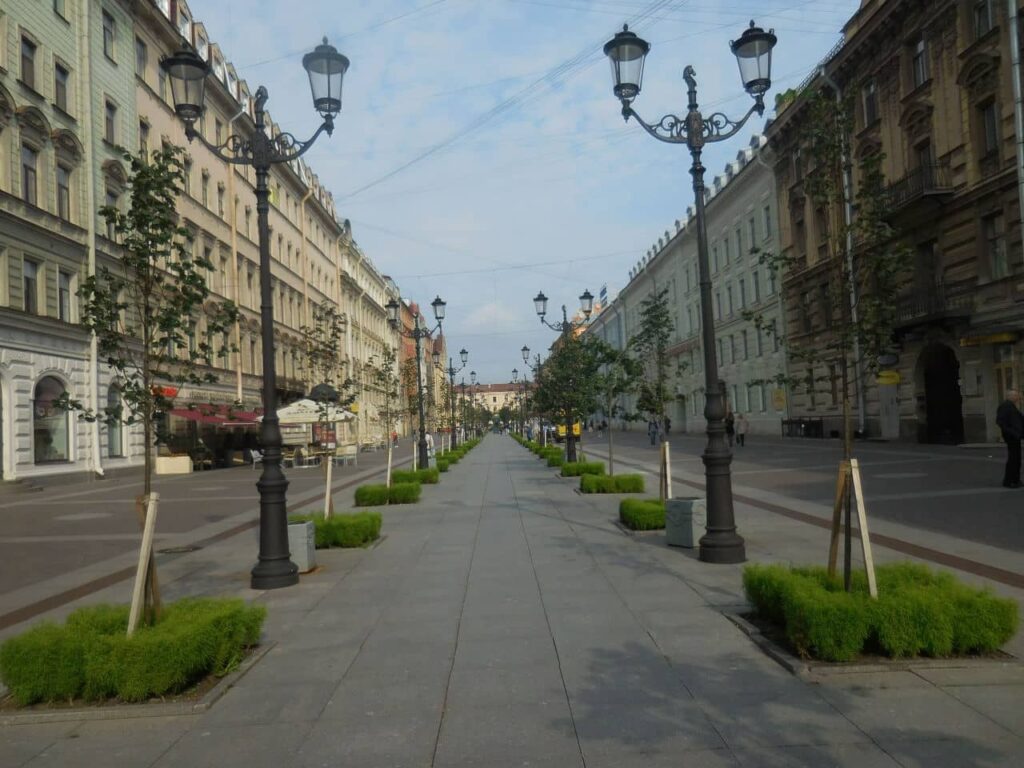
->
<box><xmin>0</xmin><ymin>641</ymin><xmax>275</xmax><ymax>725</ymax></box>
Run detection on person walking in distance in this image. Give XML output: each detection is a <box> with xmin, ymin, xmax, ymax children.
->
<box><xmin>648</xmin><ymin>418</ymin><xmax>658</xmax><ymax>446</ymax></box>
<box><xmin>735</xmin><ymin>412</ymin><xmax>748</xmax><ymax>447</ymax></box>
<box><xmin>724</xmin><ymin>409</ymin><xmax>735</xmax><ymax>448</ymax></box>
<box><xmin>996</xmin><ymin>389</ymin><xmax>1023</xmax><ymax>488</ymax></box>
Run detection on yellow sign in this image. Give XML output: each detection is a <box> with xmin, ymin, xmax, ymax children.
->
<box><xmin>876</xmin><ymin>370</ymin><xmax>901</xmax><ymax>385</ymax></box>
<box><xmin>960</xmin><ymin>332</ymin><xmax>1018</xmax><ymax>347</ymax></box>
<box><xmin>771</xmin><ymin>388</ymin><xmax>786</xmax><ymax>411</ymax></box>
<box><xmin>557</xmin><ymin>422</ymin><xmax>582</xmax><ymax>438</ymax></box>
<box><xmin>349</xmin><ymin>402</ymin><xmax>360</xmax><ymax>413</ymax></box>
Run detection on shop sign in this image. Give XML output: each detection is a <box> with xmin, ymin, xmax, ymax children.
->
<box><xmin>876</xmin><ymin>370</ymin><xmax>901</xmax><ymax>385</ymax></box>
<box><xmin>771</xmin><ymin>388</ymin><xmax>786</xmax><ymax>411</ymax></box>
<box><xmin>959</xmin><ymin>332</ymin><xmax>1018</xmax><ymax>347</ymax></box>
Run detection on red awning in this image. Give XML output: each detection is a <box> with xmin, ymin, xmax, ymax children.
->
<box><xmin>168</xmin><ymin>408</ymin><xmax>228</xmax><ymax>425</ymax></box>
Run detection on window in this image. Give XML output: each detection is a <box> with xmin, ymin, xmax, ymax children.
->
<box><xmin>107</xmin><ymin>386</ymin><xmax>124</xmax><ymax>457</ymax></box>
<box><xmin>56</xmin><ymin>165</ymin><xmax>71</xmax><ymax>221</ymax></box>
<box><xmin>104</xmin><ymin>101</ymin><xmax>116</xmax><ymax>143</ymax></box>
<box><xmin>58</xmin><ymin>269</ymin><xmax>72</xmax><ymax>320</ymax></box>
<box><xmin>245</xmin><ymin>207</ymin><xmax>252</xmax><ymax>237</ymax></box>
<box><xmin>829</xmin><ymin>363</ymin><xmax>839</xmax><ymax>406</ymax></box>
<box><xmin>752</xmin><ymin>270</ymin><xmax>761</xmax><ymax>303</ymax></box>
<box><xmin>739</xmin><ymin>278</ymin><xmax>747</xmax><ymax>309</ymax></box>
<box><xmin>139</xmin><ymin>121</ymin><xmax>149</xmax><ymax>158</ymax></box>
<box><xmin>23</xmin><ymin>259</ymin><xmax>39</xmax><ymax>314</ymax></box>
<box><xmin>54</xmin><ymin>0</ymin><xmax>67</xmax><ymax>18</ymax></box>
<box><xmin>980</xmin><ymin>101</ymin><xmax>999</xmax><ymax>158</ymax></box>
<box><xmin>102</xmin><ymin>11</ymin><xmax>116</xmax><ymax>60</ymax></box>
<box><xmin>715</xmin><ymin>290</ymin><xmax>722</xmax><ymax>320</ymax></box>
<box><xmin>21</xmin><ymin>144</ymin><xmax>38</xmax><ymax>205</ymax></box>
<box><xmin>158</xmin><ymin>67</ymin><xmax>167</xmax><ymax>101</ymax></box>
<box><xmin>820</xmin><ymin>283</ymin><xmax>832</xmax><ymax>328</ymax></box>
<box><xmin>736</xmin><ymin>227</ymin><xmax>743</xmax><ymax>257</ymax></box>
<box><xmin>183</xmin><ymin>159</ymin><xmax>192</xmax><ymax>196</ymax></box>
<box><xmin>730</xmin><ymin>335</ymin><xmax>737</xmax><ymax>363</ymax></box>
<box><xmin>716</xmin><ymin>338</ymin><xmax>723</xmax><ymax>362</ymax></box>
<box><xmin>135</xmin><ymin>37</ymin><xmax>147</xmax><ymax>77</ymax></box>
<box><xmin>974</xmin><ymin>0</ymin><xmax>994</xmax><ymax>39</ymax></box>
<box><xmin>724</xmin><ymin>237</ymin><xmax>731</xmax><ymax>265</ymax></box>
<box><xmin>767</xmin><ymin>269</ymin><xmax>776</xmax><ymax>296</ymax></box>
<box><xmin>771</xmin><ymin>319</ymin><xmax>781</xmax><ymax>352</ymax></box>
<box><xmin>911</xmin><ymin>37</ymin><xmax>928</xmax><ymax>88</ymax></box>
<box><xmin>54</xmin><ymin>64</ymin><xmax>69</xmax><ymax>112</ymax></box>
<box><xmin>21</xmin><ymin>37</ymin><xmax>37</xmax><ymax>90</ymax></box>
<box><xmin>763</xmin><ymin>206</ymin><xmax>773</xmax><ymax>240</ymax></box>
<box><xmin>712</xmin><ymin>246</ymin><xmax>719</xmax><ymax>273</ymax></box>
<box><xmin>104</xmin><ymin>187</ymin><xmax>118</xmax><ymax>239</ymax></box>
<box><xmin>34</xmin><ymin>376</ymin><xmax>70</xmax><ymax>463</ymax></box>
<box><xmin>727</xmin><ymin>283</ymin><xmax>734</xmax><ymax>316</ymax></box>
<box><xmin>915</xmin><ymin>140</ymin><xmax>933</xmax><ymax>169</ymax></box>
<box><xmin>984</xmin><ymin>212</ymin><xmax>1008</xmax><ymax>279</ymax></box>
<box><xmin>201</xmin><ymin>173</ymin><xmax>209</xmax><ymax>208</ymax></box>
<box><xmin>800</xmin><ymin>291</ymin><xmax>812</xmax><ymax>333</ymax></box>
<box><xmin>748</xmin><ymin>217</ymin><xmax>756</xmax><ymax>249</ymax></box>
<box><xmin>217</xmin><ymin>185</ymin><xmax>225</xmax><ymax>217</ymax></box>
<box><xmin>862</xmin><ymin>78</ymin><xmax>878</xmax><ymax>125</ymax></box>
<box><xmin>742</xmin><ymin>330</ymin><xmax>749</xmax><ymax>360</ymax></box>
<box><xmin>215</xmin><ymin>119</ymin><xmax>223</xmax><ymax>145</ymax></box>
<box><xmin>756</xmin><ymin>326</ymin><xmax>764</xmax><ymax>357</ymax></box>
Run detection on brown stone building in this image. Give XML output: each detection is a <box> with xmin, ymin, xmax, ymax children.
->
<box><xmin>767</xmin><ymin>0</ymin><xmax>1024</xmax><ymax>443</ymax></box>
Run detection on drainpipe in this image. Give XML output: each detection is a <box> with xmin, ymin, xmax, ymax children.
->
<box><xmin>1009</xmin><ymin>0</ymin><xmax>1024</xmax><ymax>262</ymax></box>
<box><xmin>820</xmin><ymin>67</ymin><xmax>867</xmax><ymax>436</ymax></box>
<box><xmin>226</xmin><ymin>105</ymin><xmax>246</xmax><ymax>404</ymax></box>
<box><xmin>80</xmin><ymin>0</ymin><xmax>103</xmax><ymax>476</ymax></box>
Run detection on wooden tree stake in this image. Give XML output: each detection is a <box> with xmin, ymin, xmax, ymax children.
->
<box><xmin>128</xmin><ymin>493</ymin><xmax>160</xmax><ymax>636</ymax></box>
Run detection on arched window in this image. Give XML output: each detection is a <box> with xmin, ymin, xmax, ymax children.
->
<box><xmin>107</xmin><ymin>385</ymin><xmax>124</xmax><ymax>457</ymax></box>
<box><xmin>33</xmin><ymin>376</ymin><xmax>69</xmax><ymax>463</ymax></box>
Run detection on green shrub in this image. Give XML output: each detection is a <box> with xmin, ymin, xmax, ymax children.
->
<box><xmin>392</xmin><ymin>468</ymin><xmax>439</xmax><ymax>485</ymax></box>
<box><xmin>0</xmin><ymin>598</ymin><xmax>266</xmax><ymax>705</ymax></box>
<box><xmin>437</xmin><ymin>459</ymin><xmax>449</xmax><ymax>472</ymax></box>
<box><xmin>580</xmin><ymin>474</ymin><xmax>645</xmax><ymax>493</ymax></box>
<box><xmin>742</xmin><ymin>563</ymin><xmax>1019</xmax><ymax>662</ymax></box>
<box><xmin>619</xmin><ymin>498</ymin><xmax>665</xmax><ymax>530</ymax></box>
<box><xmin>289</xmin><ymin>512</ymin><xmax>382</xmax><ymax>548</ymax></box>
<box><xmin>546</xmin><ymin>455</ymin><xmax>565</xmax><ymax>467</ymax></box>
<box><xmin>388</xmin><ymin>482</ymin><xmax>422</xmax><ymax>504</ymax></box>
<box><xmin>354</xmin><ymin>484</ymin><xmax>390</xmax><ymax>506</ymax></box>
<box><xmin>561</xmin><ymin>461</ymin><xmax>606</xmax><ymax>477</ymax></box>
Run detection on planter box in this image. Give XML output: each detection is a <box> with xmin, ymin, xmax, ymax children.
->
<box><xmin>287</xmin><ymin>521</ymin><xmax>317</xmax><ymax>573</ymax></box>
<box><xmin>155</xmin><ymin>456</ymin><xmax>192</xmax><ymax>475</ymax></box>
<box><xmin>665</xmin><ymin>497</ymin><xmax>706</xmax><ymax>548</ymax></box>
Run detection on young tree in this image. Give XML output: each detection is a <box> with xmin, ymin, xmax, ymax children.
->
<box><xmin>629</xmin><ymin>286</ymin><xmax>673</xmax><ymax>438</ymax></box>
<box><xmin>753</xmin><ymin>89</ymin><xmax>908</xmax><ymax>589</ymax></box>
<box><xmin>366</xmin><ymin>346</ymin><xmax>403</xmax><ymax>486</ymax></box>
<box><xmin>591</xmin><ymin>340</ymin><xmax>642</xmax><ymax>475</ymax></box>
<box><xmin>60</xmin><ymin>146</ymin><xmax>237</xmax><ymax>626</ymax></box>
<box><xmin>300</xmin><ymin>301</ymin><xmax>355</xmax><ymax>515</ymax></box>
<box><xmin>532</xmin><ymin>334</ymin><xmax>601</xmax><ymax>462</ymax></box>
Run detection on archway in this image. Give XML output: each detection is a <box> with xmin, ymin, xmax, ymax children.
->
<box><xmin>916</xmin><ymin>343</ymin><xmax>964</xmax><ymax>444</ymax></box>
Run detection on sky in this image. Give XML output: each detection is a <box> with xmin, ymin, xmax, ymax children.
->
<box><xmin>192</xmin><ymin>0</ymin><xmax>860</xmax><ymax>384</ymax></box>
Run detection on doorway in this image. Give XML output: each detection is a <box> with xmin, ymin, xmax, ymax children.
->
<box><xmin>917</xmin><ymin>343</ymin><xmax>964</xmax><ymax>444</ymax></box>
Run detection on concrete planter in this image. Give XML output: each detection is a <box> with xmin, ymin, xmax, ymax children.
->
<box><xmin>155</xmin><ymin>456</ymin><xmax>192</xmax><ymax>475</ymax></box>
<box><xmin>287</xmin><ymin>521</ymin><xmax>317</xmax><ymax>573</ymax></box>
<box><xmin>665</xmin><ymin>497</ymin><xmax>706</xmax><ymax>548</ymax></box>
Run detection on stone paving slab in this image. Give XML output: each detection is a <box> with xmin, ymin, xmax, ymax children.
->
<box><xmin>2</xmin><ymin>435</ymin><xmax>1023</xmax><ymax>767</ymax></box>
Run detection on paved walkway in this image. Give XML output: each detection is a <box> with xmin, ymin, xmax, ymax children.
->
<box><xmin>1</xmin><ymin>436</ymin><xmax>1022</xmax><ymax>767</ymax></box>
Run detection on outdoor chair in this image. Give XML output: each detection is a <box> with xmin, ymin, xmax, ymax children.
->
<box><xmin>333</xmin><ymin>444</ymin><xmax>357</xmax><ymax>467</ymax></box>
<box><xmin>250</xmin><ymin>449</ymin><xmax>264</xmax><ymax>470</ymax></box>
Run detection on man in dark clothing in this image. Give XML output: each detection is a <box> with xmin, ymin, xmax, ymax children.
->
<box><xmin>996</xmin><ymin>389</ymin><xmax>1023</xmax><ymax>488</ymax></box>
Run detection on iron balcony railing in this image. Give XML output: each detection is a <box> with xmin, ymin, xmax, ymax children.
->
<box><xmin>895</xmin><ymin>280</ymin><xmax>973</xmax><ymax>324</ymax></box>
<box><xmin>883</xmin><ymin>162</ymin><xmax>954</xmax><ymax>213</ymax></box>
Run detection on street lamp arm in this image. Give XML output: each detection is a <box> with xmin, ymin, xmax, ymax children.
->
<box><xmin>622</xmin><ymin>97</ymin><xmax>763</xmax><ymax>147</ymax></box>
<box><xmin>184</xmin><ymin>117</ymin><xmax>335</xmax><ymax>166</ymax></box>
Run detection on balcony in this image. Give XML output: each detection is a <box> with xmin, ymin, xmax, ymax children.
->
<box><xmin>895</xmin><ymin>280</ymin><xmax>973</xmax><ymax>328</ymax></box>
<box><xmin>882</xmin><ymin>162</ymin><xmax>954</xmax><ymax>217</ymax></box>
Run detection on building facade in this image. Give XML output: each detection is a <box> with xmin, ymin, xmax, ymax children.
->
<box><xmin>585</xmin><ymin>135</ymin><xmax>788</xmax><ymax>435</ymax></box>
<box><xmin>766</xmin><ymin>0</ymin><xmax>1024</xmax><ymax>443</ymax></box>
<box><xmin>0</xmin><ymin>0</ymin><xmax>398</xmax><ymax>480</ymax></box>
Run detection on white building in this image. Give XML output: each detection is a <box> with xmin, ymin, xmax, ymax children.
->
<box><xmin>585</xmin><ymin>135</ymin><xmax>789</xmax><ymax>435</ymax></box>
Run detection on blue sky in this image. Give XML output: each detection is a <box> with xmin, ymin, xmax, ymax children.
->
<box><xmin>194</xmin><ymin>0</ymin><xmax>859</xmax><ymax>384</ymax></box>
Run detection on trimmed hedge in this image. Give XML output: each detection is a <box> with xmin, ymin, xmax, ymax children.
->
<box><xmin>289</xmin><ymin>511</ymin><xmax>382</xmax><ymax>548</ymax></box>
<box><xmin>561</xmin><ymin>461</ymin><xmax>605</xmax><ymax>477</ymax></box>
<box><xmin>619</xmin><ymin>498</ymin><xmax>666</xmax><ymax>530</ymax></box>
<box><xmin>354</xmin><ymin>482</ymin><xmax>422</xmax><ymax>506</ymax></box>
<box><xmin>392</xmin><ymin>468</ymin><xmax>440</xmax><ymax>485</ymax></box>
<box><xmin>437</xmin><ymin>459</ymin><xmax>449</xmax><ymax>472</ymax></box>
<box><xmin>0</xmin><ymin>598</ymin><xmax>266</xmax><ymax>705</ymax></box>
<box><xmin>580</xmin><ymin>473</ymin><xmax>645</xmax><ymax>494</ymax></box>
<box><xmin>742</xmin><ymin>563</ymin><xmax>1020</xmax><ymax>662</ymax></box>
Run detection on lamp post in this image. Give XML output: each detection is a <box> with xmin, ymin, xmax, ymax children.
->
<box><xmin>162</xmin><ymin>38</ymin><xmax>349</xmax><ymax>590</ymax></box>
<box><xmin>386</xmin><ymin>296</ymin><xmax>446</xmax><ymax>470</ymax></box>
<box><xmin>603</xmin><ymin>20</ymin><xmax>777</xmax><ymax>564</ymax></box>
<box><xmin>532</xmin><ymin>288</ymin><xmax>594</xmax><ymax>462</ymax></box>
<box><xmin>438</xmin><ymin>348</ymin><xmax>469</xmax><ymax>448</ymax></box>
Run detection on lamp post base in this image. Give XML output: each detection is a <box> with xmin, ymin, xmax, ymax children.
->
<box><xmin>251</xmin><ymin>559</ymin><xmax>300</xmax><ymax>590</ymax></box>
<box><xmin>698</xmin><ymin>532</ymin><xmax>746</xmax><ymax>563</ymax></box>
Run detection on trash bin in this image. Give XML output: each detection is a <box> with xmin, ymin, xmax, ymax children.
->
<box><xmin>287</xmin><ymin>520</ymin><xmax>317</xmax><ymax>573</ymax></box>
<box><xmin>665</xmin><ymin>497</ymin><xmax>706</xmax><ymax>548</ymax></box>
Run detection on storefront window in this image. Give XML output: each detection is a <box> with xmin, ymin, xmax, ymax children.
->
<box><xmin>33</xmin><ymin>376</ymin><xmax>70</xmax><ymax>463</ymax></box>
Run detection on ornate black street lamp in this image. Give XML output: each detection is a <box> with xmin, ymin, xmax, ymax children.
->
<box><xmin>603</xmin><ymin>20</ymin><xmax>777</xmax><ymax>564</ymax></box>
<box><xmin>437</xmin><ymin>348</ymin><xmax>469</xmax><ymax>448</ymax></box>
<box><xmin>386</xmin><ymin>296</ymin><xmax>446</xmax><ymax>469</ymax></box>
<box><xmin>532</xmin><ymin>289</ymin><xmax>594</xmax><ymax>462</ymax></box>
<box><xmin>162</xmin><ymin>38</ymin><xmax>349</xmax><ymax>590</ymax></box>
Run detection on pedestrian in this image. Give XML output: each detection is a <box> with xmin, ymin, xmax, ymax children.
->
<box><xmin>996</xmin><ymin>389</ymin><xmax>1023</xmax><ymax>488</ymax></box>
<box><xmin>425</xmin><ymin>431</ymin><xmax>436</xmax><ymax>467</ymax></box>
<box><xmin>736</xmin><ymin>413</ymin><xmax>748</xmax><ymax>447</ymax></box>
<box><xmin>665</xmin><ymin>416</ymin><xmax>672</xmax><ymax>435</ymax></box>
<box><xmin>648</xmin><ymin>419</ymin><xmax>658</xmax><ymax>446</ymax></box>
<box><xmin>391</xmin><ymin>430</ymin><xmax>398</xmax><ymax>447</ymax></box>
<box><xmin>724</xmin><ymin>410</ymin><xmax>735</xmax><ymax>448</ymax></box>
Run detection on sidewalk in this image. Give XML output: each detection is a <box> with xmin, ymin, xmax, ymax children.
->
<box><xmin>1</xmin><ymin>435</ymin><xmax>1022</xmax><ymax>767</ymax></box>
